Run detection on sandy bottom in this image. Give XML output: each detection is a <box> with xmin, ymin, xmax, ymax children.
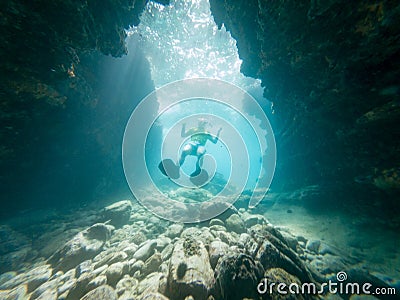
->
<box><xmin>262</xmin><ymin>200</ymin><xmax>400</xmax><ymax>283</ymax></box>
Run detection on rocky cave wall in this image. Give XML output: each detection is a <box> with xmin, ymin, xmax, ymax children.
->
<box><xmin>1</xmin><ymin>0</ymin><xmax>399</xmax><ymax>219</ymax></box>
<box><xmin>209</xmin><ymin>0</ymin><xmax>400</xmax><ymax>214</ymax></box>
<box><xmin>0</xmin><ymin>0</ymin><xmax>170</xmax><ymax>218</ymax></box>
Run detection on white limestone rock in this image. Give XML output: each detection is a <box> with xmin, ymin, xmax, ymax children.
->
<box><xmin>166</xmin><ymin>237</ymin><xmax>214</xmax><ymax>299</ymax></box>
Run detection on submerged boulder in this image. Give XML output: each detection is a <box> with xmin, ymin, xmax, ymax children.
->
<box><xmin>215</xmin><ymin>252</ymin><xmax>264</xmax><ymax>300</ymax></box>
<box><xmin>48</xmin><ymin>223</ymin><xmax>111</xmax><ymax>271</ymax></box>
<box><xmin>102</xmin><ymin>200</ymin><xmax>133</xmax><ymax>228</ymax></box>
<box><xmin>166</xmin><ymin>237</ymin><xmax>215</xmax><ymax>299</ymax></box>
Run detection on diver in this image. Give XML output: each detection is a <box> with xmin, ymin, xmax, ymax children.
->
<box><xmin>178</xmin><ymin>118</ymin><xmax>222</xmax><ymax>177</ymax></box>
<box><xmin>158</xmin><ymin>118</ymin><xmax>222</xmax><ymax>180</ymax></box>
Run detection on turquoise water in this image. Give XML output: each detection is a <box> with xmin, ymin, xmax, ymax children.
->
<box><xmin>0</xmin><ymin>0</ymin><xmax>399</xmax><ymax>298</ymax></box>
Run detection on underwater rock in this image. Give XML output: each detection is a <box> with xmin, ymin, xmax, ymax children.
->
<box><xmin>212</xmin><ymin>230</ymin><xmax>236</xmax><ymax>245</ymax></box>
<box><xmin>93</xmin><ymin>251</ymin><xmax>128</xmax><ymax>269</ymax></box>
<box><xmin>209</xmin><ymin>224</ymin><xmax>227</xmax><ymax>232</ymax></box>
<box><xmin>58</xmin><ymin>275</ymin><xmax>78</xmax><ymax>297</ymax></box>
<box><xmin>209</xmin><ymin>218</ymin><xmax>225</xmax><ymax>227</ymax></box>
<box><xmin>76</xmin><ymin>260</ymin><xmax>94</xmax><ymax>277</ymax></box>
<box><xmin>166</xmin><ymin>237</ymin><xmax>215</xmax><ymax>299</ymax></box>
<box><xmin>306</xmin><ymin>240</ymin><xmax>321</xmax><ymax>254</ymax></box>
<box><xmin>92</xmin><ymin>265</ymin><xmax>108</xmax><ymax>277</ymax></box>
<box><xmin>180</xmin><ymin>227</ymin><xmax>202</xmax><ymax>238</ymax></box>
<box><xmin>215</xmin><ymin>252</ymin><xmax>264</xmax><ymax>300</ymax></box>
<box><xmin>80</xmin><ymin>285</ymin><xmax>118</xmax><ymax>300</ymax></box>
<box><xmin>199</xmin><ymin>201</ymin><xmax>237</xmax><ymax>222</ymax></box>
<box><xmin>56</xmin><ymin>269</ymin><xmax>76</xmax><ymax>294</ymax></box>
<box><xmin>0</xmin><ymin>272</ymin><xmax>16</xmax><ymax>286</ymax></box>
<box><xmin>0</xmin><ymin>264</ymin><xmax>52</xmax><ymax>292</ymax></box>
<box><xmin>225</xmin><ymin>214</ymin><xmax>246</xmax><ymax>234</ymax></box>
<box><xmin>133</xmin><ymin>240</ymin><xmax>158</xmax><ymax>261</ymax></box>
<box><xmin>86</xmin><ymin>275</ymin><xmax>107</xmax><ymax>291</ymax></box>
<box><xmin>318</xmin><ymin>243</ymin><xmax>337</xmax><ymax>256</ymax></box>
<box><xmin>209</xmin><ymin>240</ymin><xmax>229</xmax><ymax>269</ymax></box>
<box><xmin>161</xmin><ymin>244</ymin><xmax>174</xmax><ymax>261</ymax></box>
<box><xmin>250</xmin><ymin>225</ymin><xmax>316</xmax><ymax>284</ymax></box>
<box><xmin>237</xmin><ymin>233</ymin><xmax>252</xmax><ymax>248</ymax></box>
<box><xmin>115</xmin><ymin>275</ymin><xmax>138</xmax><ymax>296</ymax></box>
<box><xmin>0</xmin><ymin>284</ymin><xmax>28</xmax><ymax>300</ymax></box>
<box><xmin>255</xmin><ymin>239</ymin><xmax>312</xmax><ymax>284</ymax></box>
<box><xmin>156</xmin><ymin>236</ymin><xmax>172</xmax><ymax>251</ymax></box>
<box><xmin>122</xmin><ymin>244</ymin><xmax>138</xmax><ymax>256</ymax></box>
<box><xmin>242</xmin><ymin>213</ymin><xmax>267</xmax><ymax>228</ymax></box>
<box><xmin>166</xmin><ymin>223</ymin><xmax>184</xmax><ymax>239</ymax></box>
<box><xmin>263</xmin><ymin>268</ymin><xmax>305</xmax><ymax>300</ymax></box>
<box><xmin>143</xmin><ymin>253</ymin><xmax>163</xmax><ymax>276</ymax></box>
<box><xmin>30</xmin><ymin>277</ymin><xmax>59</xmax><ymax>299</ymax></box>
<box><xmin>48</xmin><ymin>223</ymin><xmax>110</xmax><ymax>272</ymax></box>
<box><xmin>65</xmin><ymin>271</ymin><xmax>96</xmax><ymax>299</ymax></box>
<box><xmin>136</xmin><ymin>272</ymin><xmax>167</xmax><ymax>297</ymax></box>
<box><xmin>129</xmin><ymin>259</ymin><xmax>144</xmax><ymax>275</ymax></box>
<box><xmin>105</xmin><ymin>262</ymin><xmax>129</xmax><ymax>286</ymax></box>
<box><xmin>35</xmin><ymin>288</ymin><xmax>57</xmax><ymax>300</ymax></box>
<box><xmin>102</xmin><ymin>200</ymin><xmax>133</xmax><ymax>228</ymax></box>
<box><xmin>279</xmin><ymin>231</ymin><xmax>299</xmax><ymax>252</ymax></box>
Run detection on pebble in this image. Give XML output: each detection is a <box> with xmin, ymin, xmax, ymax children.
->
<box><xmin>133</xmin><ymin>240</ymin><xmax>157</xmax><ymax>261</ymax></box>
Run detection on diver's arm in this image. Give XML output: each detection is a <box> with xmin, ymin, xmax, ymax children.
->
<box><xmin>210</xmin><ymin>128</ymin><xmax>222</xmax><ymax>144</ymax></box>
<box><xmin>181</xmin><ymin>123</ymin><xmax>187</xmax><ymax>137</ymax></box>
<box><xmin>181</xmin><ymin>124</ymin><xmax>197</xmax><ymax>137</ymax></box>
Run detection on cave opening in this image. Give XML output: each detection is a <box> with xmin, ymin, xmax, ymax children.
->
<box><xmin>120</xmin><ymin>0</ymin><xmax>277</xmax><ymax>213</ymax></box>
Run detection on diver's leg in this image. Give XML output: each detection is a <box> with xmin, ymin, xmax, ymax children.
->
<box><xmin>191</xmin><ymin>146</ymin><xmax>206</xmax><ymax>177</ymax></box>
<box><xmin>179</xmin><ymin>143</ymin><xmax>194</xmax><ymax>166</ymax></box>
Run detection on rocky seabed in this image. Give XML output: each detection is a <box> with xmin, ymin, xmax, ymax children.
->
<box><xmin>0</xmin><ymin>200</ymin><xmax>389</xmax><ymax>299</ymax></box>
